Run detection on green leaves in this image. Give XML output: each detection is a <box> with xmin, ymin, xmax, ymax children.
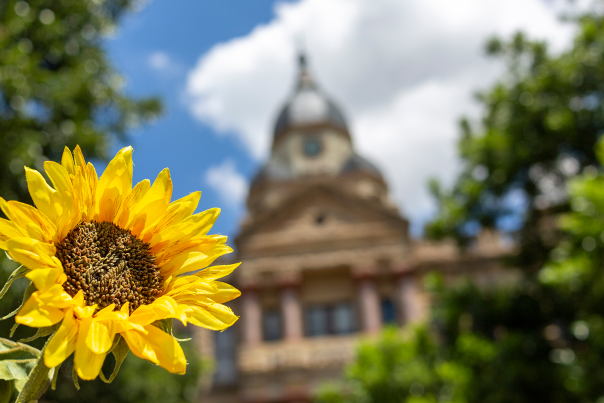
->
<box><xmin>0</xmin><ymin>265</ymin><xmax>28</xmax><ymax>306</ymax></box>
<box><xmin>0</xmin><ymin>337</ymin><xmax>42</xmax><ymax>402</ymax></box>
<box><xmin>99</xmin><ymin>335</ymin><xmax>129</xmax><ymax>384</ymax></box>
<box><xmin>153</xmin><ymin>318</ymin><xmax>191</xmax><ymax>342</ymax></box>
<box><xmin>427</xmin><ymin>11</ymin><xmax>604</xmax><ymax>266</ymax></box>
<box><xmin>1</xmin><ymin>282</ymin><xmax>35</xmax><ymax>321</ymax></box>
<box><xmin>0</xmin><ymin>380</ymin><xmax>13</xmax><ymax>403</ymax></box>
<box><xmin>317</xmin><ymin>327</ymin><xmax>470</xmax><ymax>403</ymax></box>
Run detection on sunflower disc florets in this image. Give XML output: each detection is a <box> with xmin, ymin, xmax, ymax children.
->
<box><xmin>56</xmin><ymin>220</ymin><xmax>163</xmax><ymax>313</ymax></box>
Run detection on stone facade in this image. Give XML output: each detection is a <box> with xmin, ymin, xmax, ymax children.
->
<box><xmin>198</xmin><ymin>55</ymin><xmax>514</xmax><ymax>403</ymax></box>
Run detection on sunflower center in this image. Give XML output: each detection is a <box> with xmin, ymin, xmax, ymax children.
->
<box><xmin>55</xmin><ymin>221</ymin><xmax>163</xmax><ymax>313</ymax></box>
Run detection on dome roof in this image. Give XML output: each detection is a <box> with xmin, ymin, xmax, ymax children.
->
<box><xmin>341</xmin><ymin>154</ymin><xmax>384</xmax><ymax>181</ymax></box>
<box><xmin>273</xmin><ymin>55</ymin><xmax>349</xmax><ymax>142</ymax></box>
<box><xmin>250</xmin><ymin>153</ymin><xmax>385</xmax><ymax>191</ymax></box>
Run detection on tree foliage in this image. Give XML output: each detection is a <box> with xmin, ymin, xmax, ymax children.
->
<box><xmin>316</xmin><ymin>327</ymin><xmax>471</xmax><ymax>403</ymax></box>
<box><xmin>0</xmin><ymin>0</ymin><xmax>162</xmax><ymax>203</ymax></box>
<box><xmin>427</xmin><ymin>10</ymin><xmax>604</xmax><ymax>267</ymax></box>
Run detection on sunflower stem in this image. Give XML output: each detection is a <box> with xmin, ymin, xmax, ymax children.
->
<box><xmin>15</xmin><ymin>335</ymin><xmax>54</xmax><ymax>403</ymax></box>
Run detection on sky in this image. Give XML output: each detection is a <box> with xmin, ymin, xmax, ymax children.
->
<box><xmin>106</xmin><ymin>0</ymin><xmax>582</xmax><ymax>239</ymax></box>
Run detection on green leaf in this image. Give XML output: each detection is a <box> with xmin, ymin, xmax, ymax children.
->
<box><xmin>0</xmin><ymin>266</ymin><xmax>28</xmax><ymax>304</ymax></box>
<box><xmin>596</xmin><ymin>136</ymin><xmax>604</xmax><ymax>166</ymax></box>
<box><xmin>1</xmin><ymin>282</ymin><xmax>35</xmax><ymax>321</ymax></box>
<box><xmin>154</xmin><ymin>318</ymin><xmax>172</xmax><ymax>335</ymax></box>
<box><xmin>0</xmin><ymin>338</ymin><xmax>40</xmax><ymax>384</ymax></box>
<box><xmin>0</xmin><ymin>380</ymin><xmax>13</xmax><ymax>403</ymax></box>
<box><xmin>99</xmin><ymin>336</ymin><xmax>129</xmax><ymax>384</ymax></box>
<box><xmin>9</xmin><ymin>324</ymin><xmax>19</xmax><ymax>339</ymax></box>
<box><xmin>50</xmin><ymin>363</ymin><xmax>61</xmax><ymax>391</ymax></box>
<box><xmin>153</xmin><ymin>319</ymin><xmax>190</xmax><ymax>342</ymax></box>
<box><xmin>18</xmin><ymin>323</ymin><xmax>60</xmax><ymax>343</ymax></box>
<box><xmin>14</xmin><ymin>335</ymin><xmax>54</xmax><ymax>403</ymax></box>
<box><xmin>71</xmin><ymin>365</ymin><xmax>79</xmax><ymax>391</ymax></box>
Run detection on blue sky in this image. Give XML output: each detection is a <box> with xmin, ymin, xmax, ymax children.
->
<box><xmin>104</xmin><ymin>1</ymin><xmax>293</xmax><ymax>238</ymax></box>
<box><xmin>103</xmin><ymin>0</ymin><xmax>574</xmax><ymax>240</ymax></box>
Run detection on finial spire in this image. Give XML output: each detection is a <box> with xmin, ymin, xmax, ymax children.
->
<box><xmin>296</xmin><ymin>50</ymin><xmax>315</xmax><ymax>90</ymax></box>
<box><xmin>298</xmin><ymin>52</ymin><xmax>307</xmax><ymax>69</ymax></box>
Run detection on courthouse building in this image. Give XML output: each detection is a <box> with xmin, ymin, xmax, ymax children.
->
<box><xmin>199</xmin><ymin>54</ymin><xmax>512</xmax><ymax>403</ymax></box>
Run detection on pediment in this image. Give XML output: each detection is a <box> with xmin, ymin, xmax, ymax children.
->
<box><xmin>237</xmin><ymin>184</ymin><xmax>408</xmax><ymax>250</ymax></box>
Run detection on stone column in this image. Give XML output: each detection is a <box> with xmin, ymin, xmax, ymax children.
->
<box><xmin>281</xmin><ymin>286</ymin><xmax>303</xmax><ymax>341</ymax></box>
<box><xmin>242</xmin><ymin>288</ymin><xmax>262</xmax><ymax>345</ymax></box>
<box><xmin>398</xmin><ymin>274</ymin><xmax>424</xmax><ymax>324</ymax></box>
<box><xmin>358</xmin><ymin>277</ymin><xmax>382</xmax><ymax>334</ymax></box>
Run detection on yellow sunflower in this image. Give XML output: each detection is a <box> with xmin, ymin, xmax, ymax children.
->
<box><xmin>0</xmin><ymin>146</ymin><xmax>240</xmax><ymax>380</ymax></box>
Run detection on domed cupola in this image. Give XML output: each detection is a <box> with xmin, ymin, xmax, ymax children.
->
<box><xmin>272</xmin><ymin>54</ymin><xmax>350</xmax><ymax>148</ymax></box>
<box><xmin>247</xmin><ymin>52</ymin><xmax>393</xmax><ymax>214</ymax></box>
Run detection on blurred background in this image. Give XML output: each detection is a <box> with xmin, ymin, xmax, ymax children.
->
<box><xmin>3</xmin><ymin>0</ymin><xmax>604</xmax><ymax>402</ymax></box>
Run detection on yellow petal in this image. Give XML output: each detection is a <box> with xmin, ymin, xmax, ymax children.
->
<box><xmin>44</xmin><ymin>161</ymin><xmax>80</xmax><ymax>239</ymax></box>
<box><xmin>165</xmin><ymin>276</ymin><xmax>217</xmax><ymax>298</ymax></box>
<box><xmin>208</xmin><ymin>282</ymin><xmax>241</xmax><ymax>304</ymax></box>
<box><xmin>44</xmin><ymin>309</ymin><xmax>78</xmax><ymax>368</ymax></box>
<box><xmin>37</xmin><ymin>284</ymin><xmax>75</xmax><ymax>309</ymax></box>
<box><xmin>6</xmin><ymin>237</ymin><xmax>58</xmax><ymax>270</ymax></box>
<box><xmin>195</xmin><ymin>263</ymin><xmax>240</xmax><ymax>281</ymax></box>
<box><xmin>0</xmin><ymin>198</ymin><xmax>56</xmax><ymax>243</ymax></box>
<box><xmin>15</xmin><ymin>292</ymin><xmax>65</xmax><ymax>327</ymax></box>
<box><xmin>71</xmin><ymin>290</ymin><xmax>85</xmax><ymax>308</ymax></box>
<box><xmin>121</xmin><ymin>325</ymin><xmax>186</xmax><ymax>374</ymax></box>
<box><xmin>173</xmin><ymin>207</ymin><xmax>221</xmax><ymax>238</ymax></box>
<box><xmin>0</xmin><ymin>218</ymin><xmax>26</xmax><ymax>250</ymax></box>
<box><xmin>61</xmin><ymin>147</ymin><xmax>75</xmax><ymax>176</ymax></box>
<box><xmin>73</xmin><ymin>146</ymin><xmax>87</xmax><ymax>168</ymax></box>
<box><xmin>115</xmin><ymin>179</ymin><xmax>150</xmax><ymax>228</ymax></box>
<box><xmin>127</xmin><ymin>168</ymin><xmax>172</xmax><ymax>234</ymax></box>
<box><xmin>160</xmin><ymin>243</ymin><xmax>233</xmax><ymax>278</ymax></box>
<box><xmin>74</xmin><ymin>304</ymin><xmax>97</xmax><ymax>320</ymax></box>
<box><xmin>84</xmin><ymin>318</ymin><xmax>116</xmax><ymax>354</ymax></box>
<box><xmin>129</xmin><ymin>296</ymin><xmax>181</xmax><ymax>327</ymax></box>
<box><xmin>95</xmin><ymin>147</ymin><xmax>133</xmax><ymax>222</ymax></box>
<box><xmin>44</xmin><ymin>161</ymin><xmax>74</xmax><ymax>201</ymax></box>
<box><xmin>24</xmin><ymin>167</ymin><xmax>62</xmax><ymax>222</ymax></box>
<box><xmin>74</xmin><ymin>317</ymin><xmax>108</xmax><ymax>380</ymax></box>
<box><xmin>142</xmin><ymin>191</ymin><xmax>201</xmax><ymax>244</ymax></box>
<box><xmin>150</xmin><ymin>208</ymin><xmax>221</xmax><ymax>253</ymax></box>
<box><xmin>26</xmin><ymin>267</ymin><xmax>66</xmax><ymax>292</ymax></box>
<box><xmin>183</xmin><ymin>299</ymin><xmax>238</xmax><ymax>331</ymax></box>
<box><xmin>154</xmin><ymin>236</ymin><xmax>219</xmax><ymax>267</ymax></box>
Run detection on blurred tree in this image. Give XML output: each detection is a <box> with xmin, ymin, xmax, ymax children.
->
<box><xmin>425</xmin><ymin>6</ymin><xmax>604</xmax><ymax>401</ymax></box>
<box><xmin>0</xmin><ymin>1</ymin><xmax>206</xmax><ymax>401</ymax></box>
<box><xmin>316</xmin><ymin>327</ymin><xmax>471</xmax><ymax>403</ymax></box>
<box><xmin>427</xmin><ymin>9</ymin><xmax>604</xmax><ymax>268</ymax></box>
<box><xmin>0</xmin><ymin>0</ymin><xmax>161</xmax><ymax>203</ymax></box>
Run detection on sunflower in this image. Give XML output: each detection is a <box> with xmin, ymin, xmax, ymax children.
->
<box><xmin>0</xmin><ymin>146</ymin><xmax>240</xmax><ymax>380</ymax></box>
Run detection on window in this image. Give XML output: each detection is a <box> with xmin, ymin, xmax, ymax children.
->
<box><xmin>214</xmin><ymin>327</ymin><xmax>237</xmax><ymax>385</ymax></box>
<box><xmin>333</xmin><ymin>303</ymin><xmax>356</xmax><ymax>334</ymax></box>
<box><xmin>263</xmin><ymin>309</ymin><xmax>282</xmax><ymax>341</ymax></box>
<box><xmin>381</xmin><ymin>298</ymin><xmax>397</xmax><ymax>325</ymax></box>
<box><xmin>305</xmin><ymin>303</ymin><xmax>357</xmax><ymax>337</ymax></box>
<box><xmin>306</xmin><ymin>306</ymin><xmax>329</xmax><ymax>337</ymax></box>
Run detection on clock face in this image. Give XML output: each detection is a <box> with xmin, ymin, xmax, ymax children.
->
<box><xmin>303</xmin><ymin>138</ymin><xmax>322</xmax><ymax>157</ymax></box>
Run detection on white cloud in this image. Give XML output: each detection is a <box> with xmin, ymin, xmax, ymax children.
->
<box><xmin>204</xmin><ymin>160</ymin><xmax>249</xmax><ymax>208</ymax></box>
<box><xmin>148</xmin><ymin>51</ymin><xmax>170</xmax><ymax>70</ymax></box>
<box><xmin>186</xmin><ymin>0</ymin><xmax>579</xmax><ymax>226</ymax></box>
